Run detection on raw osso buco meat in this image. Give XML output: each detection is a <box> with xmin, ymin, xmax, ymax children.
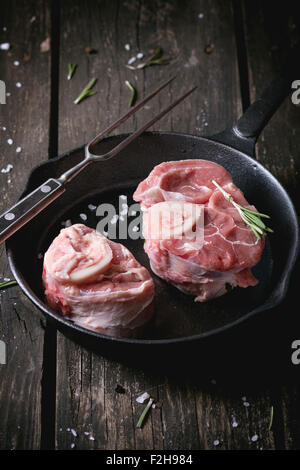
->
<box><xmin>43</xmin><ymin>224</ymin><xmax>154</xmax><ymax>337</ymax></box>
<box><xmin>133</xmin><ymin>160</ymin><xmax>265</xmax><ymax>302</ymax></box>
<box><xmin>43</xmin><ymin>159</ymin><xmax>265</xmax><ymax>337</ymax></box>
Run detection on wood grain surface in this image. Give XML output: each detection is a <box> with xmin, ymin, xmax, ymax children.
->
<box><xmin>0</xmin><ymin>0</ymin><xmax>52</xmax><ymax>449</ymax></box>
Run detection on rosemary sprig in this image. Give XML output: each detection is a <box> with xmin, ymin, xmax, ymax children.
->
<box><xmin>268</xmin><ymin>406</ymin><xmax>274</xmax><ymax>431</ymax></box>
<box><xmin>0</xmin><ymin>280</ymin><xmax>17</xmax><ymax>290</ymax></box>
<box><xmin>136</xmin><ymin>397</ymin><xmax>154</xmax><ymax>428</ymax></box>
<box><xmin>74</xmin><ymin>78</ymin><xmax>97</xmax><ymax>104</ymax></box>
<box><xmin>67</xmin><ymin>63</ymin><xmax>77</xmax><ymax>80</ymax></box>
<box><xmin>125</xmin><ymin>80</ymin><xmax>136</xmax><ymax>107</ymax></box>
<box><xmin>126</xmin><ymin>47</ymin><xmax>169</xmax><ymax>70</ymax></box>
<box><xmin>212</xmin><ymin>180</ymin><xmax>273</xmax><ymax>240</ymax></box>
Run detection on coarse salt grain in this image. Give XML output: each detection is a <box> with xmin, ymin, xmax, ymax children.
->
<box><xmin>198</xmin><ymin>13</ymin><xmax>204</xmax><ymax>19</ymax></box>
<box><xmin>71</xmin><ymin>429</ymin><xmax>77</xmax><ymax>437</ymax></box>
<box><xmin>88</xmin><ymin>204</ymin><xmax>96</xmax><ymax>211</ymax></box>
<box><xmin>110</xmin><ymin>215</ymin><xmax>119</xmax><ymax>224</ymax></box>
<box><xmin>13</xmin><ymin>60</ymin><xmax>20</xmax><ymax>66</ymax></box>
<box><xmin>124</xmin><ymin>44</ymin><xmax>130</xmax><ymax>51</ymax></box>
<box><xmin>213</xmin><ymin>440</ymin><xmax>220</xmax><ymax>446</ymax></box>
<box><xmin>61</xmin><ymin>219</ymin><xmax>72</xmax><ymax>228</ymax></box>
<box><xmin>2</xmin><ymin>127</ymin><xmax>6</xmax><ymax>131</ymax></box>
<box><xmin>70</xmin><ymin>443</ymin><xmax>75</xmax><ymax>449</ymax></box>
<box><xmin>128</xmin><ymin>57</ymin><xmax>136</xmax><ymax>65</ymax></box>
<box><xmin>120</xmin><ymin>206</ymin><xmax>128</xmax><ymax>216</ymax></box>
<box><xmin>16</xmin><ymin>147</ymin><xmax>22</xmax><ymax>153</ymax></box>
<box><xmin>232</xmin><ymin>420</ymin><xmax>238</xmax><ymax>428</ymax></box>
<box><xmin>132</xmin><ymin>226</ymin><xmax>139</xmax><ymax>232</ymax></box>
<box><xmin>89</xmin><ymin>436</ymin><xmax>95</xmax><ymax>441</ymax></box>
<box><xmin>137</xmin><ymin>52</ymin><xmax>144</xmax><ymax>59</ymax></box>
<box><xmin>243</xmin><ymin>401</ymin><xmax>250</xmax><ymax>407</ymax></box>
<box><xmin>1</xmin><ymin>164</ymin><xmax>13</xmax><ymax>173</ymax></box>
<box><xmin>251</xmin><ymin>434</ymin><xmax>258</xmax><ymax>442</ymax></box>
<box><xmin>6</xmin><ymin>92</ymin><xmax>11</xmax><ymax>96</ymax></box>
<box><xmin>84</xmin><ymin>432</ymin><xmax>90</xmax><ymax>436</ymax></box>
<box><xmin>16</xmin><ymin>82</ymin><xmax>22</xmax><ymax>88</ymax></box>
<box><xmin>131</xmin><ymin>210</ymin><xmax>136</xmax><ymax>216</ymax></box>
<box><xmin>136</xmin><ymin>392</ymin><xmax>150</xmax><ymax>404</ymax></box>
<box><xmin>7</xmin><ymin>138</ymin><xmax>13</xmax><ymax>145</ymax></box>
<box><xmin>3</xmin><ymin>27</ymin><xmax>7</xmax><ymax>31</ymax></box>
<box><xmin>79</xmin><ymin>213</ymin><xmax>87</xmax><ymax>221</ymax></box>
<box><xmin>0</xmin><ymin>43</ymin><xmax>10</xmax><ymax>50</ymax></box>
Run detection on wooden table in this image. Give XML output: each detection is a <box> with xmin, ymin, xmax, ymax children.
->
<box><xmin>1</xmin><ymin>0</ymin><xmax>300</xmax><ymax>451</ymax></box>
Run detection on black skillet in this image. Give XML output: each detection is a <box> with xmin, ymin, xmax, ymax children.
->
<box><xmin>5</xmin><ymin>63</ymin><xmax>299</xmax><ymax>357</ymax></box>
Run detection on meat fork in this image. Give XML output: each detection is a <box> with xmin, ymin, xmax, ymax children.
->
<box><xmin>0</xmin><ymin>78</ymin><xmax>196</xmax><ymax>244</ymax></box>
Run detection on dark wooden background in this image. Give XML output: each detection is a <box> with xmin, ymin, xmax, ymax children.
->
<box><xmin>0</xmin><ymin>0</ymin><xmax>300</xmax><ymax>450</ymax></box>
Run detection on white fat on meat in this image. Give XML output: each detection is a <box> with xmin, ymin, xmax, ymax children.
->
<box><xmin>43</xmin><ymin>224</ymin><xmax>154</xmax><ymax>336</ymax></box>
<box><xmin>143</xmin><ymin>201</ymin><xmax>204</xmax><ymax>242</ymax></box>
<box><xmin>134</xmin><ymin>160</ymin><xmax>265</xmax><ymax>302</ymax></box>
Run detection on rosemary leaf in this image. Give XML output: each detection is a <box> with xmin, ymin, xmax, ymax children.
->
<box><xmin>240</xmin><ymin>212</ymin><xmax>264</xmax><ymax>235</ymax></box>
<box><xmin>148</xmin><ymin>59</ymin><xmax>169</xmax><ymax>66</ymax></box>
<box><xmin>126</xmin><ymin>47</ymin><xmax>169</xmax><ymax>70</ymax></box>
<box><xmin>67</xmin><ymin>63</ymin><xmax>77</xmax><ymax>80</ymax></box>
<box><xmin>125</xmin><ymin>80</ymin><xmax>136</xmax><ymax>107</ymax></box>
<box><xmin>242</xmin><ymin>212</ymin><xmax>267</xmax><ymax>229</ymax></box>
<box><xmin>269</xmin><ymin>406</ymin><xmax>274</xmax><ymax>431</ymax></box>
<box><xmin>74</xmin><ymin>78</ymin><xmax>97</xmax><ymax>104</ymax></box>
<box><xmin>212</xmin><ymin>180</ymin><xmax>273</xmax><ymax>240</ymax></box>
<box><xmin>136</xmin><ymin>398</ymin><xmax>154</xmax><ymax>429</ymax></box>
<box><xmin>148</xmin><ymin>47</ymin><xmax>163</xmax><ymax>61</ymax></box>
<box><xmin>0</xmin><ymin>280</ymin><xmax>17</xmax><ymax>290</ymax></box>
<box><xmin>242</xmin><ymin>207</ymin><xmax>270</xmax><ymax>219</ymax></box>
<box><xmin>250</xmin><ymin>226</ymin><xmax>261</xmax><ymax>240</ymax></box>
<box><xmin>239</xmin><ymin>209</ymin><xmax>264</xmax><ymax>234</ymax></box>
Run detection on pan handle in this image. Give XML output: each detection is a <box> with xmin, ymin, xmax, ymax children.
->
<box><xmin>212</xmin><ymin>45</ymin><xmax>300</xmax><ymax>155</ymax></box>
<box><xmin>0</xmin><ymin>179</ymin><xmax>65</xmax><ymax>245</ymax></box>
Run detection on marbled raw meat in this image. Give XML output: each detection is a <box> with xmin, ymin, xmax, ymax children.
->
<box><xmin>43</xmin><ymin>224</ymin><xmax>154</xmax><ymax>336</ymax></box>
<box><xmin>134</xmin><ymin>160</ymin><xmax>264</xmax><ymax>301</ymax></box>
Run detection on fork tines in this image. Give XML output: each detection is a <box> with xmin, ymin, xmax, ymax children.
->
<box><xmin>87</xmin><ymin>78</ymin><xmax>197</xmax><ymax>160</ymax></box>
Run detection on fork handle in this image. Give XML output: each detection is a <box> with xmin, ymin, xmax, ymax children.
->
<box><xmin>0</xmin><ymin>178</ymin><xmax>65</xmax><ymax>245</ymax></box>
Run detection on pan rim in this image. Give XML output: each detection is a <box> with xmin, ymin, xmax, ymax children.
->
<box><xmin>6</xmin><ymin>130</ymin><xmax>300</xmax><ymax>345</ymax></box>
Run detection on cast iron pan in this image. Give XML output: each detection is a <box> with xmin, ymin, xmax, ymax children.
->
<box><xmin>6</xmin><ymin>67</ymin><xmax>299</xmax><ymax>355</ymax></box>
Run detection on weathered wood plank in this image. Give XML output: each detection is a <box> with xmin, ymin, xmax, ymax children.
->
<box><xmin>55</xmin><ymin>0</ymin><xmax>278</xmax><ymax>450</ymax></box>
<box><xmin>281</xmin><ymin>386</ymin><xmax>300</xmax><ymax>450</ymax></box>
<box><xmin>0</xmin><ymin>0</ymin><xmax>52</xmax><ymax>449</ymax></box>
<box><xmin>195</xmin><ymin>386</ymin><xmax>275</xmax><ymax>450</ymax></box>
<box><xmin>243</xmin><ymin>0</ymin><xmax>300</xmax><ymax>201</ymax></box>
<box><xmin>242</xmin><ymin>0</ymin><xmax>300</xmax><ymax>450</ymax></box>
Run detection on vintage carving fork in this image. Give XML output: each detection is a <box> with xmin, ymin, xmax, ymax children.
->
<box><xmin>0</xmin><ymin>78</ymin><xmax>196</xmax><ymax>244</ymax></box>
